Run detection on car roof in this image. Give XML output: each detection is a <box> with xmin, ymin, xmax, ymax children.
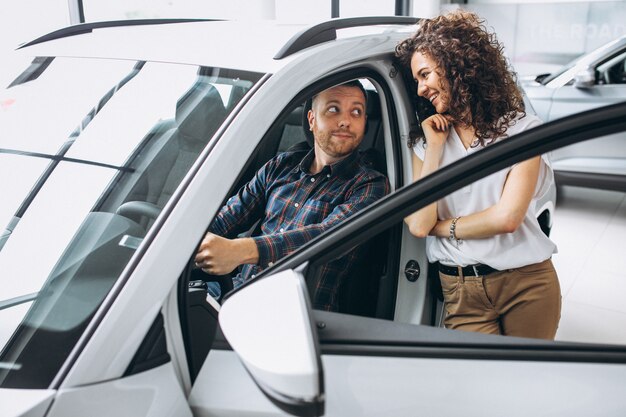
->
<box><xmin>17</xmin><ymin>20</ymin><xmax>303</xmax><ymax>73</ymax></box>
<box><xmin>16</xmin><ymin>18</ymin><xmax>420</xmax><ymax>73</ymax></box>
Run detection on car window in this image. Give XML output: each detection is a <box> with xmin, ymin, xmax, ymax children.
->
<box><xmin>188</xmin><ymin>77</ymin><xmax>396</xmax><ymax>302</ymax></box>
<box><xmin>0</xmin><ymin>57</ymin><xmax>263</xmax><ymax>389</ymax></box>
<box><xmin>179</xmin><ymin>74</ymin><xmax>397</xmax><ymax>380</ymax></box>
<box><xmin>301</xmin><ymin>122</ymin><xmax>626</xmax><ymax>347</ymax></box>
<box><xmin>597</xmin><ymin>50</ymin><xmax>626</xmax><ymax>85</ymax></box>
<box><xmin>541</xmin><ymin>39</ymin><xmax>626</xmax><ymax>86</ymax></box>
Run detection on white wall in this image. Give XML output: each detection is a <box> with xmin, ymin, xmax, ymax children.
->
<box><xmin>2</xmin><ymin>0</ymin><xmax>625</xmax><ymax>84</ymax></box>
<box><xmin>446</xmin><ymin>1</ymin><xmax>626</xmax><ymax>75</ymax></box>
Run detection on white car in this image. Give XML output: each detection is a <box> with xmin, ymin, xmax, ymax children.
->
<box><xmin>0</xmin><ymin>17</ymin><xmax>624</xmax><ymax>417</ymax></box>
<box><xmin>522</xmin><ymin>35</ymin><xmax>626</xmax><ymax>191</ymax></box>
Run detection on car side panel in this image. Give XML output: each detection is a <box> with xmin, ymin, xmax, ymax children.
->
<box><xmin>322</xmin><ymin>355</ymin><xmax>626</xmax><ymax>417</ymax></box>
<box><xmin>549</xmin><ymin>84</ymin><xmax>626</xmax><ymax>178</ymax></box>
<box><xmin>45</xmin><ymin>363</ymin><xmax>191</xmax><ymax>417</ymax></box>
<box><xmin>548</xmin><ymin>84</ymin><xmax>626</xmax><ymax>121</ymax></box>
<box><xmin>190</xmin><ymin>349</ymin><xmax>626</xmax><ymax>417</ymax></box>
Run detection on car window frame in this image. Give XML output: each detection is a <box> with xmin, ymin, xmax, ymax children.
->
<box><xmin>177</xmin><ymin>67</ymin><xmax>404</xmax><ymax>381</ymax></box>
<box><xmin>224</xmin><ymin>101</ymin><xmax>626</xmax><ymax>360</ymax></box>
<box><xmin>199</xmin><ymin>66</ymin><xmax>404</xmax><ymax>278</ymax></box>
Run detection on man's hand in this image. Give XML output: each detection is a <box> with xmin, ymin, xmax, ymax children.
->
<box><xmin>194</xmin><ymin>232</ymin><xmax>259</xmax><ymax>275</ymax></box>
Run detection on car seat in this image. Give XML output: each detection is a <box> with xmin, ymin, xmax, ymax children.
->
<box><xmin>111</xmin><ymin>81</ymin><xmax>227</xmax><ymax>224</ymax></box>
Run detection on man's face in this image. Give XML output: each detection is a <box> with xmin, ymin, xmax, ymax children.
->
<box><xmin>307</xmin><ymin>85</ymin><xmax>367</xmax><ymax>159</ymax></box>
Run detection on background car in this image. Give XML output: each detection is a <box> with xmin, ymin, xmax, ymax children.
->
<box><xmin>0</xmin><ymin>17</ymin><xmax>623</xmax><ymax>417</ymax></box>
<box><xmin>522</xmin><ymin>35</ymin><xmax>626</xmax><ymax>192</ymax></box>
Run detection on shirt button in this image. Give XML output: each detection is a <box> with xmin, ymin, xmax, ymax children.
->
<box><xmin>279</xmin><ymin>228</ymin><xmax>284</xmax><ymax>232</ymax></box>
<box><xmin>310</xmin><ymin>177</ymin><xmax>316</xmax><ymax>182</ymax></box>
<box><xmin>326</xmin><ymin>174</ymin><xmax>331</xmax><ymax>178</ymax></box>
<box><xmin>268</xmin><ymin>262</ymin><xmax>274</xmax><ymax>267</ymax></box>
<box><xmin>251</xmin><ymin>274</ymin><xmax>256</xmax><ymax>278</ymax></box>
<box><xmin>294</xmin><ymin>203</ymin><xmax>299</xmax><ymax>207</ymax></box>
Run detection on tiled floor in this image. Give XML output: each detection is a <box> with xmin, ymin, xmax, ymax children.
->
<box><xmin>550</xmin><ymin>186</ymin><xmax>626</xmax><ymax>345</ymax></box>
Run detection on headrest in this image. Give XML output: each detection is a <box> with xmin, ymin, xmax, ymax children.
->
<box><xmin>176</xmin><ymin>82</ymin><xmax>227</xmax><ymax>141</ymax></box>
<box><xmin>366</xmin><ymin>89</ymin><xmax>381</xmax><ymax>119</ymax></box>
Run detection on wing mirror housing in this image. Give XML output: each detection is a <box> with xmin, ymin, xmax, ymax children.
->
<box><xmin>219</xmin><ymin>270</ymin><xmax>325</xmax><ymax>417</ymax></box>
<box><xmin>573</xmin><ymin>67</ymin><xmax>596</xmax><ymax>89</ymax></box>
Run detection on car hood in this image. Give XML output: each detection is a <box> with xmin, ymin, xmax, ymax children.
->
<box><xmin>0</xmin><ymin>388</ymin><xmax>54</xmax><ymax>417</ymax></box>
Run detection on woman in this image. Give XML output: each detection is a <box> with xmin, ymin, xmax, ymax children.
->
<box><xmin>395</xmin><ymin>11</ymin><xmax>561</xmax><ymax>339</ymax></box>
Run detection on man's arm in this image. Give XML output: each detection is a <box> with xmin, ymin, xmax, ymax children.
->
<box><xmin>195</xmin><ymin>158</ymin><xmax>273</xmax><ymax>275</ymax></box>
<box><xmin>253</xmin><ymin>173</ymin><xmax>389</xmax><ymax>268</ymax></box>
<box><xmin>207</xmin><ymin>158</ymin><xmax>273</xmax><ymax>238</ymax></box>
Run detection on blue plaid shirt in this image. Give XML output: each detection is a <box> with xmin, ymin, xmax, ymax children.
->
<box><xmin>209</xmin><ymin>148</ymin><xmax>389</xmax><ymax>311</ymax></box>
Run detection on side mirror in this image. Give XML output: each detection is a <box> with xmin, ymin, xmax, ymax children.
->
<box><xmin>573</xmin><ymin>67</ymin><xmax>596</xmax><ymax>89</ymax></box>
<box><xmin>219</xmin><ymin>270</ymin><xmax>324</xmax><ymax>417</ymax></box>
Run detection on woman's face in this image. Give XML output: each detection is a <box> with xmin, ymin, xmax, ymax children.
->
<box><xmin>411</xmin><ymin>51</ymin><xmax>450</xmax><ymax>114</ymax></box>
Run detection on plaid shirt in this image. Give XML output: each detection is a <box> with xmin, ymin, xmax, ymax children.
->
<box><xmin>209</xmin><ymin>148</ymin><xmax>389</xmax><ymax>311</ymax></box>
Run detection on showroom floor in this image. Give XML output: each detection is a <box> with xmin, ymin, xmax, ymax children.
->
<box><xmin>551</xmin><ymin>186</ymin><xmax>626</xmax><ymax>345</ymax></box>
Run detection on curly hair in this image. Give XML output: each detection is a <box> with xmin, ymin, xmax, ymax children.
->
<box><xmin>395</xmin><ymin>10</ymin><xmax>525</xmax><ymax>147</ymax></box>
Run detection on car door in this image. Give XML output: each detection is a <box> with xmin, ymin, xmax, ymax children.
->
<box><xmin>191</xmin><ymin>101</ymin><xmax>626</xmax><ymax>416</ymax></box>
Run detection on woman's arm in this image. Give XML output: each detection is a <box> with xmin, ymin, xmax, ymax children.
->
<box><xmin>404</xmin><ymin>114</ymin><xmax>449</xmax><ymax>238</ymax></box>
<box><xmin>430</xmin><ymin>156</ymin><xmax>542</xmax><ymax>239</ymax></box>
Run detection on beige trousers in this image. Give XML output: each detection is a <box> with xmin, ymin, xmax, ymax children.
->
<box><xmin>439</xmin><ymin>258</ymin><xmax>561</xmax><ymax>340</ymax></box>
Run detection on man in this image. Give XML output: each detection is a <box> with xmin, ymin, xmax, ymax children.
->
<box><xmin>194</xmin><ymin>80</ymin><xmax>389</xmax><ymax>311</ymax></box>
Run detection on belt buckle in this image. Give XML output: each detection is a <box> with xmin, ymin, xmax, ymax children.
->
<box><xmin>472</xmin><ymin>265</ymin><xmax>480</xmax><ymax>277</ymax></box>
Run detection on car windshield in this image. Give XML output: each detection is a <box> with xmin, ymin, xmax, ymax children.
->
<box><xmin>539</xmin><ymin>56</ymin><xmax>583</xmax><ymax>85</ymax></box>
<box><xmin>541</xmin><ymin>36</ymin><xmax>626</xmax><ymax>85</ymax></box>
<box><xmin>0</xmin><ymin>56</ymin><xmax>263</xmax><ymax>388</ymax></box>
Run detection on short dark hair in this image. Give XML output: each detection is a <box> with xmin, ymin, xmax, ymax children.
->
<box><xmin>312</xmin><ymin>80</ymin><xmax>368</xmax><ymax>107</ymax></box>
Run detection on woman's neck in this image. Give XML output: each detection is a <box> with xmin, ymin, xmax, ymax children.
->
<box><xmin>454</xmin><ymin>124</ymin><xmax>476</xmax><ymax>149</ymax></box>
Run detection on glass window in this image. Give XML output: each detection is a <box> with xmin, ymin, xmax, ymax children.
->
<box><xmin>0</xmin><ymin>57</ymin><xmax>263</xmax><ymax>388</ymax></box>
<box><xmin>597</xmin><ymin>50</ymin><xmax>626</xmax><ymax>85</ymax></box>
<box><xmin>0</xmin><ymin>58</ymin><xmax>138</xmax><ymax>155</ymax></box>
<box><xmin>308</xmin><ymin>129</ymin><xmax>626</xmax><ymax>347</ymax></box>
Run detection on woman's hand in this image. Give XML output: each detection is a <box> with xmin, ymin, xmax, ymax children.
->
<box><xmin>405</xmin><ymin>115</ymin><xmax>452</xmax><ymax>238</ymax></box>
<box><xmin>421</xmin><ymin>114</ymin><xmax>451</xmax><ymax>149</ymax></box>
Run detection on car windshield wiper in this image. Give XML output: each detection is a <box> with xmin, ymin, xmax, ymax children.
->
<box><xmin>0</xmin><ymin>292</ymin><xmax>38</xmax><ymax>311</ymax></box>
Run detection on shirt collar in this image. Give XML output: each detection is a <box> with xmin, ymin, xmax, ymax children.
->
<box><xmin>296</xmin><ymin>148</ymin><xmax>360</xmax><ymax>178</ymax></box>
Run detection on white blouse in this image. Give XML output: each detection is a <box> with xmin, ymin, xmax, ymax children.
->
<box><xmin>412</xmin><ymin>113</ymin><xmax>557</xmax><ymax>270</ymax></box>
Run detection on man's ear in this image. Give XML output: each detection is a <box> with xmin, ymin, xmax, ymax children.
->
<box><xmin>307</xmin><ymin>109</ymin><xmax>314</xmax><ymax>131</ymax></box>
